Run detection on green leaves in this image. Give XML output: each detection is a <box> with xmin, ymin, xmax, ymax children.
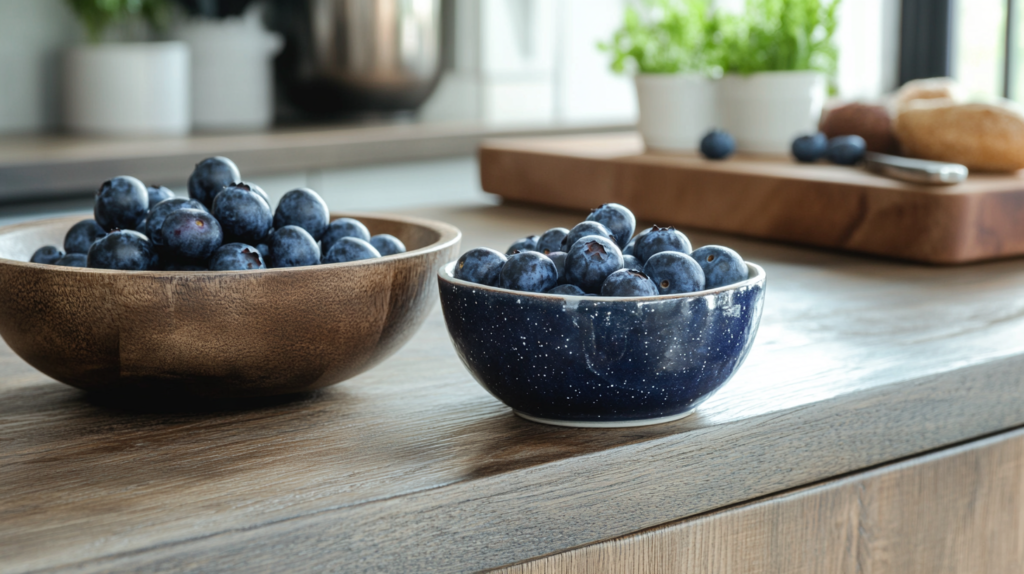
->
<box><xmin>65</xmin><ymin>0</ymin><xmax>169</xmax><ymax>42</ymax></box>
<box><xmin>602</xmin><ymin>0</ymin><xmax>842</xmax><ymax>78</ymax></box>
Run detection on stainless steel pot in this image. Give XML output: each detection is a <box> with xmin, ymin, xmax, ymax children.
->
<box><xmin>269</xmin><ymin>0</ymin><xmax>443</xmax><ymax>113</ymax></box>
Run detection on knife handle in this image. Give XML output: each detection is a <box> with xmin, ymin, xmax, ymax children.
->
<box><xmin>864</xmin><ymin>152</ymin><xmax>969</xmax><ymax>185</ymax></box>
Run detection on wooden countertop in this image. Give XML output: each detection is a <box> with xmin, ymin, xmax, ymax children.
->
<box><xmin>4</xmin><ymin>202</ymin><xmax>1024</xmax><ymax>573</ymax></box>
<box><xmin>0</xmin><ymin>121</ymin><xmax>629</xmax><ymax>201</ymax></box>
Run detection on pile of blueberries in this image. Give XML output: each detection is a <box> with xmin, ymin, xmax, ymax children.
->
<box><xmin>699</xmin><ymin>129</ymin><xmax>867</xmax><ymax>166</ymax></box>
<box><xmin>452</xmin><ymin>203</ymin><xmax>748</xmax><ymax>297</ymax></box>
<box><xmin>28</xmin><ymin>156</ymin><xmax>406</xmax><ymax>271</ymax></box>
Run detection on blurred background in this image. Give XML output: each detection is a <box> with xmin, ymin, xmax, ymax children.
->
<box><xmin>0</xmin><ymin>0</ymin><xmax>1014</xmax><ymax>220</ymax></box>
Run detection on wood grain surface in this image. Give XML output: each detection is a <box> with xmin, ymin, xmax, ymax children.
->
<box><xmin>478</xmin><ymin>132</ymin><xmax>1024</xmax><ymax>264</ymax></box>
<box><xmin>496</xmin><ymin>426</ymin><xmax>1024</xmax><ymax>574</ymax></box>
<box><xmin>4</xmin><ymin>203</ymin><xmax>1024</xmax><ymax>573</ymax></box>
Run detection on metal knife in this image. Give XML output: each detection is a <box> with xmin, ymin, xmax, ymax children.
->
<box><xmin>863</xmin><ymin>152</ymin><xmax>968</xmax><ymax>185</ymax></box>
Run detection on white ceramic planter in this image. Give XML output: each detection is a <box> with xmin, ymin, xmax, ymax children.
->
<box><xmin>634</xmin><ymin>74</ymin><xmax>716</xmax><ymax>152</ymax></box>
<box><xmin>177</xmin><ymin>8</ymin><xmax>283</xmax><ymax>131</ymax></box>
<box><xmin>717</xmin><ymin>71</ymin><xmax>827</xmax><ymax>154</ymax></box>
<box><xmin>64</xmin><ymin>42</ymin><xmax>190</xmax><ymax>136</ymax></box>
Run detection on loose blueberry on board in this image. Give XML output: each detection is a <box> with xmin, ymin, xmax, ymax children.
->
<box><xmin>547</xmin><ymin>250</ymin><xmax>567</xmax><ymax>284</ymax></box>
<box><xmin>273</xmin><ymin>188</ymin><xmax>330</xmax><ymax>240</ymax></box>
<box><xmin>64</xmin><ymin>219</ymin><xmax>108</xmax><ymax>254</ymax></box>
<box><xmin>826</xmin><ymin>135</ymin><xmax>867</xmax><ymax>165</ymax></box>
<box><xmin>600</xmin><ymin>269</ymin><xmax>659</xmax><ymax>297</ymax></box>
<box><xmin>562</xmin><ymin>221</ymin><xmax>614</xmax><ymax>252</ymax></box>
<box><xmin>691</xmin><ymin>245</ymin><xmax>749</xmax><ymax>289</ymax></box>
<box><xmin>94</xmin><ymin>176</ymin><xmax>149</xmax><ymax>232</ymax></box>
<box><xmin>147</xmin><ymin>198</ymin><xmax>208</xmax><ymax>250</ymax></box>
<box><xmin>322</xmin><ymin>237</ymin><xmax>381</xmax><ymax>264</ymax></box>
<box><xmin>30</xmin><ymin>245</ymin><xmax>64</xmax><ymax>265</ymax></box>
<box><xmin>188</xmin><ymin>156</ymin><xmax>241</xmax><ymax>208</ymax></box>
<box><xmin>146</xmin><ymin>185</ymin><xmax>175</xmax><ymax>206</ymax></box>
<box><xmin>209</xmin><ymin>243</ymin><xmax>267</xmax><ymax>271</ymax></box>
<box><xmin>643</xmin><ymin>251</ymin><xmax>706</xmax><ymax>295</ymax></box>
<box><xmin>586</xmin><ymin>203</ymin><xmax>636</xmax><ymax>248</ymax></box>
<box><xmin>55</xmin><ymin>253</ymin><xmax>88</xmax><ymax>267</ymax></box>
<box><xmin>499</xmin><ymin>251</ymin><xmax>558</xmax><ymax>293</ymax></box>
<box><xmin>87</xmin><ymin>230</ymin><xmax>157</xmax><ymax>270</ymax></box>
<box><xmin>160</xmin><ymin>208</ymin><xmax>224</xmax><ymax>261</ymax></box>
<box><xmin>622</xmin><ymin>254</ymin><xmax>643</xmax><ymax>272</ymax></box>
<box><xmin>321</xmin><ymin>218</ymin><xmax>372</xmax><ymax>255</ymax></box>
<box><xmin>633</xmin><ymin>225</ymin><xmax>692</xmax><ymax>263</ymax></box>
<box><xmin>546</xmin><ymin>283</ymin><xmax>586</xmax><ymax>296</ymax></box>
<box><xmin>791</xmin><ymin>132</ymin><xmax>828</xmax><ymax>163</ymax></box>
<box><xmin>212</xmin><ymin>183</ymin><xmax>273</xmax><ymax>245</ymax></box>
<box><xmin>700</xmin><ymin>130</ymin><xmax>736</xmax><ymax>160</ymax></box>
<box><xmin>371</xmin><ymin>234</ymin><xmax>406</xmax><ymax>256</ymax></box>
<box><xmin>268</xmin><ymin>225</ymin><xmax>320</xmax><ymax>268</ymax></box>
<box><xmin>536</xmin><ymin>228</ymin><xmax>570</xmax><ymax>255</ymax></box>
<box><xmin>564</xmin><ymin>235</ymin><xmax>623</xmax><ymax>294</ymax></box>
<box><xmin>453</xmin><ymin>247</ymin><xmax>507</xmax><ymax>286</ymax></box>
<box><xmin>506</xmin><ymin>235</ymin><xmax>539</xmax><ymax>255</ymax></box>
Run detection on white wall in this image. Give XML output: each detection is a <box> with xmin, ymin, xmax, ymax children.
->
<box><xmin>0</xmin><ymin>0</ymin><xmax>80</xmax><ymax>134</ymax></box>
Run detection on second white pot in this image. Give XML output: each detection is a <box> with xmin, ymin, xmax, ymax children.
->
<box><xmin>635</xmin><ymin>74</ymin><xmax>716</xmax><ymax>152</ymax></box>
<box><xmin>717</xmin><ymin>71</ymin><xmax>827</xmax><ymax>154</ymax></box>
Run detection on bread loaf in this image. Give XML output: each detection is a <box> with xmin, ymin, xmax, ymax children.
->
<box><xmin>894</xmin><ymin>99</ymin><xmax>1024</xmax><ymax>172</ymax></box>
<box><xmin>892</xmin><ymin>77</ymin><xmax>964</xmax><ymax>112</ymax></box>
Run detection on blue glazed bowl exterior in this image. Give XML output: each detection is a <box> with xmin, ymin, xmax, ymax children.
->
<box><xmin>438</xmin><ymin>262</ymin><xmax>766</xmax><ymax>425</ymax></box>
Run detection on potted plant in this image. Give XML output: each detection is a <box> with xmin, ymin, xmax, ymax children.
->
<box><xmin>64</xmin><ymin>0</ymin><xmax>191</xmax><ymax>136</ymax></box>
<box><xmin>174</xmin><ymin>0</ymin><xmax>283</xmax><ymax>131</ymax></box>
<box><xmin>601</xmin><ymin>0</ymin><xmax>717</xmax><ymax>152</ymax></box>
<box><xmin>713</xmin><ymin>0</ymin><xmax>841</xmax><ymax>153</ymax></box>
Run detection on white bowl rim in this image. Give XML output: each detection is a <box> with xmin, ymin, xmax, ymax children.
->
<box><xmin>438</xmin><ymin>259</ymin><xmax>765</xmax><ymax>302</ymax></box>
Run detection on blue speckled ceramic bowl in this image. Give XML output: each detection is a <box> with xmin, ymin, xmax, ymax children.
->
<box><xmin>438</xmin><ymin>261</ymin><xmax>766</xmax><ymax>428</ymax></box>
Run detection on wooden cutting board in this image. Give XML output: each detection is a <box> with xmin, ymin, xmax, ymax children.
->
<box><xmin>478</xmin><ymin>132</ymin><xmax>1024</xmax><ymax>264</ymax></box>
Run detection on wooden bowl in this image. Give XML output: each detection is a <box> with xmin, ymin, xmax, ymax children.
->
<box><xmin>0</xmin><ymin>213</ymin><xmax>460</xmax><ymax>398</ymax></box>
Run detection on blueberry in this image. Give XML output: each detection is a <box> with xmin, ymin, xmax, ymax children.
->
<box><xmin>643</xmin><ymin>251</ymin><xmax>705</xmax><ymax>294</ymax></box>
<box><xmin>547</xmin><ymin>250</ymin><xmax>567</xmax><ymax>284</ymax></box>
<box><xmin>623</xmin><ymin>227</ymin><xmax>652</xmax><ymax>256</ymax></box>
<box><xmin>160</xmin><ymin>208</ymin><xmax>223</xmax><ymax>261</ymax></box>
<box><xmin>256</xmin><ymin>243</ymin><xmax>270</xmax><ymax>259</ymax></box>
<box><xmin>147</xmin><ymin>198</ymin><xmax>208</xmax><ymax>249</ymax></box>
<box><xmin>633</xmin><ymin>225</ymin><xmax>692</xmax><ymax>263</ymax></box>
<box><xmin>792</xmin><ymin>132</ymin><xmax>828</xmax><ymax>163</ymax></box>
<box><xmin>94</xmin><ymin>176</ymin><xmax>148</xmax><ymax>232</ymax></box>
<box><xmin>268</xmin><ymin>225</ymin><xmax>320</xmax><ymax>268</ymax></box>
<box><xmin>826</xmin><ymin>135</ymin><xmax>867</xmax><ymax>165</ymax></box>
<box><xmin>499</xmin><ymin>251</ymin><xmax>558</xmax><ymax>293</ymax></box>
<box><xmin>562</xmin><ymin>221</ymin><xmax>614</xmax><ymax>252</ymax></box>
<box><xmin>564</xmin><ymin>235</ymin><xmax>623</xmax><ymax>294</ymax></box>
<box><xmin>547</xmin><ymin>283</ymin><xmax>586</xmax><ymax>296</ymax></box>
<box><xmin>162</xmin><ymin>261</ymin><xmax>207</xmax><ymax>271</ymax></box>
<box><xmin>321</xmin><ymin>218</ymin><xmax>371</xmax><ymax>255</ymax></box>
<box><xmin>586</xmin><ymin>203</ymin><xmax>636</xmax><ymax>248</ymax></box>
<box><xmin>453</xmin><ymin>247</ymin><xmax>507</xmax><ymax>286</ymax></box>
<box><xmin>55</xmin><ymin>253</ymin><xmax>87</xmax><ymax>267</ymax></box>
<box><xmin>30</xmin><ymin>245</ymin><xmax>64</xmax><ymax>265</ymax></box>
<box><xmin>691</xmin><ymin>245</ymin><xmax>748</xmax><ymax>288</ymax></box>
<box><xmin>212</xmin><ymin>183</ymin><xmax>273</xmax><ymax>245</ymax></box>
<box><xmin>322</xmin><ymin>237</ymin><xmax>381</xmax><ymax>263</ymax></box>
<box><xmin>146</xmin><ymin>185</ymin><xmax>175</xmax><ymax>206</ymax></box>
<box><xmin>700</xmin><ymin>130</ymin><xmax>735</xmax><ymax>160</ymax></box>
<box><xmin>188</xmin><ymin>156</ymin><xmax>241</xmax><ymax>208</ymax></box>
<box><xmin>536</xmin><ymin>228</ymin><xmax>569</xmax><ymax>255</ymax></box>
<box><xmin>506</xmin><ymin>235</ymin><xmax>539</xmax><ymax>255</ymax></box>
<box><xmin>622</xmin><ymin>254</ymin><xmax>643</xmax><ymax>272</ymax></box>
<box><xmin>600</xmin><ymin>269</ymin><xmax>659</xmax><ymax>297</ymax></box>
<box><xmin>236</xmin><ymin>181</ymin><xmax>269</xmax><ymax>204</ymax></box>
<box><xmin>209</xmin><ymin>242</ymin><xmax>266</xmax><ymax>271</ymax></box>
<box><xmin>64</xmin><ymin>219</ymin><xmax>108</xmax><ymax>254</ymax></box>
<box><xmin>370</xmin><ymin>234</ymin><xmax>406</xmax><ymax>256</ymax></box>
<box><xmin>87</xmin><ymin>230</ymin><xmax>157</xmax><ymax>270</ymax></box>
<box><xmin>273</xmin><ymin>188</ymin><xmax>330</xmax><ymax>240</ymax></box>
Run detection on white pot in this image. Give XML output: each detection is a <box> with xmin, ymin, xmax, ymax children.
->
<box><xmin>717</xmin><ymin>71</ymin><xmax>827</xmax><ymax>154</ymax></box>
<box><xmin>177</xmin><ymin>9</ymin><xmax>283</xmax><ymax>131</ymax></box>
<box><xmin>634</xmin><ymin>74</ymin><xmax>716</xmax><ymax>152</ymax></box>
<box><xmin>64</xmin><ymin>42</ymin><xmax>190</xmax><ymax>136</ymax></box>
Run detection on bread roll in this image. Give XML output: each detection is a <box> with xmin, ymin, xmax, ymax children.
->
<box><xmin>819</xmin><ymin>103</ymin><xmax>900</xmax><ymax>154</ymax></box>
<box><xmin>894</xmin><ymin>99</ymin><xmax>1024</xmax><ymax>172</ymax></box>
<box><xmin>892</xmin><ymin>77</ymin><xmax>965</xmax><ymax>113</ymax></box>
